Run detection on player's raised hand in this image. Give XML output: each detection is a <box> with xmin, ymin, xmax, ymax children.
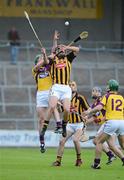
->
<box><xmin>54</xmin><ymin>30</ymin><xmax>60</xmax><ymax>40</ymax></box>
<box><xmin>41</xmin><ymin>47</ymin><xmax>46</xmax><ymax>55</ymax></box>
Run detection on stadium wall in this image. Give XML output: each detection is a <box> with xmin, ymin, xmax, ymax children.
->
<box><xmin>0</xmin><ymin>0</ymin><xmax>122</xmax><ymax>41</ymax></box>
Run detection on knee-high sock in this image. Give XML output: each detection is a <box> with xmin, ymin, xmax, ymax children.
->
<box><xmin>40</xmin><ymin>120</ymin><xmax>49</xmax><ymax>144</ymax></box>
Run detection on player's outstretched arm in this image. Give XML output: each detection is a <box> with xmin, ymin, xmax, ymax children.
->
<box><xmin>59</xmin><ymin>44</ymin><xmax>79</xmax><ymax>54</ymax></box>
<box><xmin>33</xmin><ymin>56</ymin><xmax>44</xmax><ymax>72</ymax></box>
<box><xmin>66</xmin><ymin>45</ymin><xmax>80</xmax><ymax>53</ymax></box>
<box><xmin>85</xmin><ymin>105</ymin><xmax>103</xmax><ymax>116</ymax></box>
<box><xmin>51</xmin><ymin>30</ymin><xmax>60</xmax><ymax>53</ymax></box>
<box><xmin>41</xmin><ymin>48</ymin><xmax>49</xmax><ymax>64</ymax></box>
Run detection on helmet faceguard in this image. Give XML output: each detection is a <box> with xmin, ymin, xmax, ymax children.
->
<box><xmin>54</xmin><ymin>46</ymin><xmax>66</xmax><ymax>59</ymax></box>
<box><xmin>92</xmin><ymin>86</ymin><xmax>102</xmax><ymax>99</ymax></box>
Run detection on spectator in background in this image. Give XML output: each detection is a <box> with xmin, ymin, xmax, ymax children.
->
<box><xmin>7</xmin><ymin>26</ymin><xmax>20</xmax><ymax>65</ymax></box>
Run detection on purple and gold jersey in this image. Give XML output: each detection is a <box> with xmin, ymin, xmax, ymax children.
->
<box><xmin>100</xmin><ymin>92</ymin><xmax>124</xmax><ymax>120</ymax></box>
<box><xmin>32</xmin><ymin>64</ymin><xmax>52</xmax><ymax>91</ymax></box>
<box><xmin>91</xmin><ymin>97</ymin><xmax>106</xmax><ymax>125</ymax></box>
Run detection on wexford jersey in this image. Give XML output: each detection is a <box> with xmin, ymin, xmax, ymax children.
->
<box><xmin>100</xmin><ymin>92</ymin><xmax>124</xmax><ymax>120</ymax></box>
<box><xmin>32</xmin><ymin>64</ymin><xmax>52</xmax><ymax>91</ymax></box>
<box><xmin>91</xmin><ymin>97</ymin><xmax>106</xmax><ymax>125</ymax></box>
<box><xmin>69</xmin><ymin>93</ymin><xmax>89</xmax><ymax>123</ymax></box>
<box><xmin>50</xmin><ymin>52</ymin><xmax>76</xmax><ymax>85</ymax></box>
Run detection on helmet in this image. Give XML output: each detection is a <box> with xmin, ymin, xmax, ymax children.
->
<box><xmin>54</xmin><ymin>46</ymin><xmax>61</xmax><ymax>54</ymax></box>
<box><xmin>34</xmin><ymin>54</ymin><xmax>41</xmax><ymax>65</ymax></box>
<box><xmin>54</xmin><ymin>45</ymin><xmax>66</xmax><ymax>59</ymax></box>
<box><xmin>92</xmin><ymin>86</ymin><xmax>102</xmax><ymax>99</ymax></box>
<box><xmin>107</xmin><ymin>79</ymin><xmax>119</xmax><ymax>91</ymax></box>
<box><xmin>92</xmin><ymin>86</ymin><xmax>102</xmax><ymax>94</ymax></box>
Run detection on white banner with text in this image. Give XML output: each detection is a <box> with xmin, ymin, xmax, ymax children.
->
<box><xmin>0</xmin><ymin>130</ymin><xmax>95</xmax><ymax>147</ymax></box>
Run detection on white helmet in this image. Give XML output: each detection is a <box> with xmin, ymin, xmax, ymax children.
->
<box><xmin>92</xmin><ymin>86</ymin><xmax>102</xmax><ymax>99</ymax></box>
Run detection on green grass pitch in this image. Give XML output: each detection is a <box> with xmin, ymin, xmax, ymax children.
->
<box><xmin>0</xmin><ymin>148</ymin><xmax>123</xmax><ymax>180</ymax></box>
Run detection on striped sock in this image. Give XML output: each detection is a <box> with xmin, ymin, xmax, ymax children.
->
<box><xmin>42</xmin><ymin>120</ymin><xmax>49</xmax><ymax>133</ymax></box>
<box><xmin>57</xmin><ymin>156</ymin><xmax>62</xmax><ymax>163</ymax></box>
<box><xmin>77</xmin><ymin>153</ymin><xmax>81</xmax><ymax>160</ymax></box>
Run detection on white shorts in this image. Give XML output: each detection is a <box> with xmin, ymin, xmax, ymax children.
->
<box><xmin>103</xmin><ymin>120</ymin><xmax>124</xmax><ymax>136</ymax></box>
<box><xmin>49</xmin><ymin>84</ymin><xmax>72</xmax><ymax>101</ymax></box>
<box><xmin>96</xmin><ymin>123</ymin><xmax>105</xmax><ymax>136</ymax></box>
<box><xmin>36</xmin><ymin>90</ymin><xmax>49</xmax><ymax>107</ymax></box>
<box><xmin>67</xmin><ymin>122</ymin><xmax>84</xmax><ymax>133</ymax></box>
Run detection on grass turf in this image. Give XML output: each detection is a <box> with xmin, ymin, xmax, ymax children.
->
<box><xmin>0</xmin><ymin>148</ymin><xmax>123</xmax><ymax>180</ymax></box>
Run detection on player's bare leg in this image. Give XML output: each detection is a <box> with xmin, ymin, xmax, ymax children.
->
<box><xmin>102</xmin><ymin>142</ymin><xmax>116</xmax><ymax>164</ymax></box>
<box><xmin>40</xmin><ymin>96</ymin><xmax>58</xmax><ymax>151</ymax></box>
<box><xmin>107</xmin><ymin>137</ymin><xmax>124</xmax><ymax>159</ymax></box>
<box><xmin>93</xmin><ymin>132</ymin><xmax>124</xmax><ymax>169</ymax></box>
<box><xmin>92</xmin><ymin>132</ymin><xmax>109</xmax><ymax>169</ymax></box>
<box><xmin>62</xmin><ymin>98</ymin><xmax>71</xmax><ymax>137</ymax></box>
<box><xmin>118</xmin><ymin>135</ymin><xmax>124</xmax><ymax>149</ymax></box>
<box><xmin>73</xmin><ymin>129</ymin><xmax>83</xmax><ymax>166</ymax></box>
<box><xmin>52</xmin><ymin>131</ymin><xmax>73</xmax><ymax>166</ymax></box>
<box><xmin>47</xmin><ymin>96</ymin><xmax>58</xmax><ymax>121</ymax></box>
<box><xmin>93</xmin><ymin>136</ymin><xmax>116</xmax><ymax>165</ymax></box>
<box><xmin>105</xmin><ymin>135</ymin><xmax>117</xmax><ymax>164</ymax></box>
<box><xmin>54</xmin><ymin>108</ymin><xmax>62</xmax><ymax>134</ymax></box>
<box><xmin>37</xmin><ymin>107</ymin><xmax>47</xmax><ymax>153</ymax></box>
<box><xmin>117</xmin><ymin>135</ymin><xmax>124</xmax><ymax>165</ymax></box>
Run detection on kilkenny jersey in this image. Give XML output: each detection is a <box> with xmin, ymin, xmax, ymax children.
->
<box><xmin>50</xmin><ymin>52</ymin><xmax>76</xmax><ymax>85</ymax></box>
<box><xmin>100</xmin><ymin>92</ymin><xmax>124</xmax><ymax>120</ymax></box>
<box><xmin>32</xmin><ymin>64</ymin><xmax>52</xmax><ymax>91</ymax></box>
<box><xmin>69</xmin><ymin>93</ymin><xmax>89</xmax><ymax>123</ymax></box>
<box><xmin>91</xmin><ymin>97</ymin><xmax>106</xmax><ymax>125</ymax></box>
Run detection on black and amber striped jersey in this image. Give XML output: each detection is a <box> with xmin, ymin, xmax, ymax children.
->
<box><xmin>69</xmin><ymin>92</ymin><xmax>89</xmax><ymax>123</ymax></box>
<box><xmin>50</xmin><ymin>52</ymin><xmax>76</xmax><ymax>85</ymax></box>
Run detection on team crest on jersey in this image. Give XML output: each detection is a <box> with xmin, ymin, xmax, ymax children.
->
<box><xmin>70</xmin><ymin>105</ymin><xmax>78</xmax><ymax>113</ymax></box>
<box><xmin>39</xmin><ymin>71</ymin><xmax>49</xmax><ymax>78</ymax></box>
<box><xmin>55</xmin><ymin>60</ymin><xmax>66</xmax><ymax>69</ymax></box>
